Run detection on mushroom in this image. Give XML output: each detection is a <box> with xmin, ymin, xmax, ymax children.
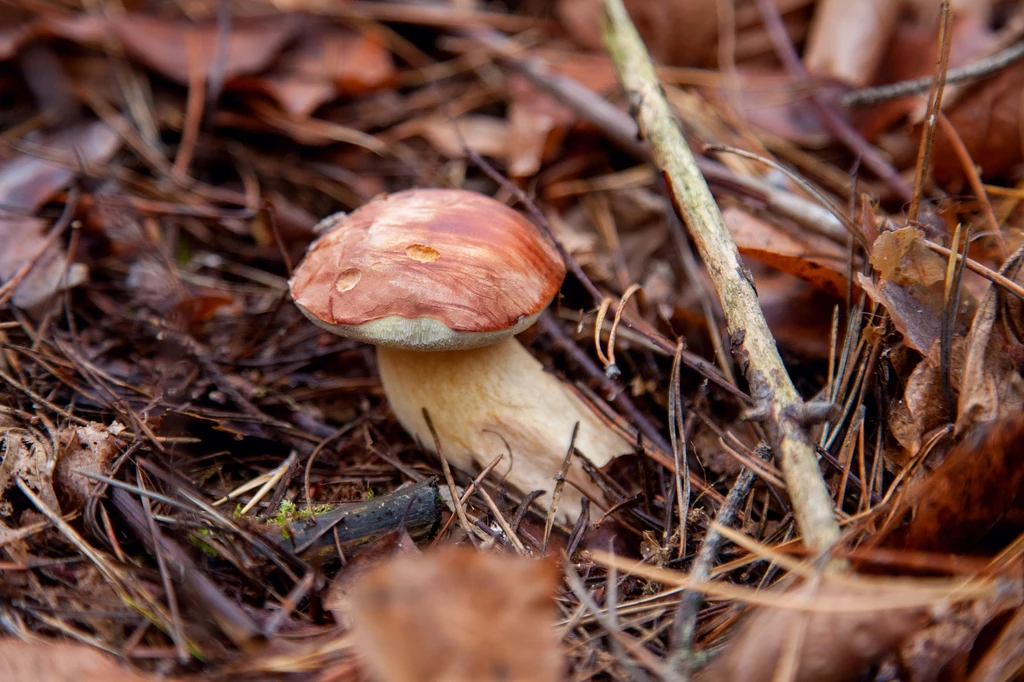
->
<box><xmin>289</xmin><ymin>188</ymin><xmax>633</xmax><ymax>523</ymax></box>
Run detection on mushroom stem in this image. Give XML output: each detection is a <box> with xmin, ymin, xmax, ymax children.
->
<box><xmin>376</xmin><ymin>336</ymin><xmax>634</xmax><ymax>523</ymax></box>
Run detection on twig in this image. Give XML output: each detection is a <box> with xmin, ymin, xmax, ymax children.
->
<box><xmin>936</xmin><ymin>112</ymin><xmax>1008</xmax><ymax>258</ymax></box>
<box><xmin>544</xmin><ymin>422</ymin><xmax>580</xmax><ymax>552</ymax></box>
<box><xmin>908</xmin><ymin>0</ymin><xmax>953</xmax><ymax>224</ymax></box>
<box><xmin>921</xmin><ymin>239</ymin><xmax>1024</xmax><ymax>302</ymax></box>
<box><xmin>842</xmin><ymin>41</ymin><xmax>1024</xmax><ymax>108</ymax></box>
<box><xmin>600</xmin><ymin>0</ymin><xmax>842</xmax><ymax>556</ymax></box>
<box><xmin>423</xmin><ymin>408</ymin><xmax>474</xmax><ymax>543</ymax></box>
<box><xmin>668</xmin><ymin>444</ymin><xmax>769</xmax><ymax>676</ymax></box>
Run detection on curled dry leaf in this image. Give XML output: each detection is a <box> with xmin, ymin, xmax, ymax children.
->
<box><xmin>888</xmin><ymin>338</ymin><xmax>966</xmax><ymax>463</ymax></box>
<box><xmin>956</xmin><ymin>246</ymin><xmax>1024</xmax><ymax>434</ymax></box>
<box><xmin>864</xmin><ymin>227</ymin><xmax>973</xmax><ymax>354</ymax></box>
<box><xmin>0</xmin><ymin>638</ymin><xmax>174</xmax><ymax>682</ymax></box>
<box><xmin>557</xmin><ymin>0</ymin><xmax>719</xmax><ymax>67</ymax></box>
<box><xmin>54</xmin><ymin>421</ymin><xmax>123</xmax><ymax>514</ymax></box>
<box><xmin>696</xmin><ymin>581</ymin><xmax>926</xmax><ymax>682</ymax></box>
<box><xmin>0</xmin><ymin>426</ymin><xmax>59</xmax><ymax>517</ymax></box>
<box><xmin>858</xmin><ymin>274</ymin><xmax>941</xmax><ymax>354</ymax></box>
<box><xmin>0</xmin><ymin>120</ymin><xmax>120</xmax><ymax>309</ymax></box>
<box><xmin>870</xmin><ymin>228</ymin><xmax>947</xmax><ymax>288</ymax></box>
<box><xmin>348</xmin><ymin>546</ymin><xmax>564</xmax><ymax>682</ymax></box>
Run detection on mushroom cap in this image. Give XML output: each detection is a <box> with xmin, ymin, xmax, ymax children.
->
<box><xmin>289</xmin><ymin>188</ymin><xmax>566</xmax><ymax>350</ymax></box>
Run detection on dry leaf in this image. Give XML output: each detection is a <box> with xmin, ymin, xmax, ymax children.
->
<box><xmin>414</xmin><ymin>115</ymin><xmax>509</xmax><ymax>160</ymax></box>
<box><xmin>697</xmin><ymin>581</ymin><xmax>925</xmax><ymax>682</ymax></box>
<box><xmin>858</xmin><ymin>274</ymin><xmax>942</xmax><ymax>354</ymax></box>
<box><xmin>348</xmin><ymin>546</ymin><xmax>564</xmax><ymax>682</ymax></box>
<box><xmin>870</xmin><ymin>228</ymin><xmax>947</xmax><ymax>288</ymax></box>
<box><xmin>506</xmin><ymin>74</ymin><xmax>576</xmax><ymax>178</ymax></box>
<box><xmin>108</xmin><ymin>14</ymin><xmax>301</xmax><ymax>84</ymax></box>
<box><xmin>898</xmin><ymin>412</ymin><xmax>1024</xmax><ymax>553</ymax></box>
<box><xmin>865</xmin><ymin>227</ymin><xmax>972</xmax><ymax>354</ymax></box>
<box><xmin>54</xmin><ymin>422</ymin><xmax>123</xmax><ymax>514</ymax></box>
<box><xmin>888</xmin><ymin>339</ymin><xmax>966</xmax><ymax>460</ymax></box>
<box><xmin>723</xmin><ymin>206</ymin><xmax>851</xmax><ymax>298</ymax></box>
<box><xmin>234</xmin><ymin>28</ymin><xmax>395</xmax><ymax>117</ymax></box>
<box><xmin>0</xmin><ymin>121</ymin><xmax>120</xmax><ymax>309</ymax></box>
<box><xmin>0</xmin><ymin>639</ymin><xmax>174</xmax><ymax>682</ymax></box>
<box><xmin>0</xmin><ymin>426</ymin><xmax>59</xmax><ymax>517</ymax></box>
<box><xmin>956</xmin><ymin>247</ymin><xmax>1024</xmax><ymax>434</ymax></box>
<box><xmin>803</xmin><ymin>0</ymin><xmax>901</xmax><ymax>87</ymax></box>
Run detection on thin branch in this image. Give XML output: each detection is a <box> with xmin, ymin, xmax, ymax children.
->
<box><xmin>601</xmin><ymin>0</ymin><xmax>842</xmax><ymax>557</ymax></box>
<box><xmin>908</xmin><ymin>0</ymin><xmax>953</xmax><ymax>223</ymax></box>
<box><xmin>842</xmin><ymin>41</ymin><xmax>1024</xmax><ymax>108</ymax></box>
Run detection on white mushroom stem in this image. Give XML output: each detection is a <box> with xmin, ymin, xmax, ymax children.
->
<box><xmin>376</xmin><ymin>336</ymin><xmax>634</xmax><ymax>524</ymax></box>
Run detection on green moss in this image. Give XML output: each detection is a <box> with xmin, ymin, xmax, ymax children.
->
<box><xmin>188</xmin><ymin>529</ymin><xmax>219</xmax><ymax>558</ymax></box>
<box><xmin>270</xmin><ymin>500</ymin><xmax>334</xmax><ymax>528</ymax></box>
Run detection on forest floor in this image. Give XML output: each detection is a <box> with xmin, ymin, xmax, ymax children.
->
<box><xmin>2</xmin><ymin>1</ymin><xmax>1024</xmax><ymax>681</ymax></box>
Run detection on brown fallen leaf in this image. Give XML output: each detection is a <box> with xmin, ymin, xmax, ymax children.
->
<box><xmin>696</xmin><ymin>581</ymin><xmax>926</xmax><ymax>682</ymax></box>
<box><xmin>888</xmin><ymin>338</ymin><xmax>966</xmax><ymax>462</ymax></box>
<box><xmin>956</xmin><ymin>246</ymin><xmax>1024</xmax><ymax>434</ymax></box>
<box><xmin>0</xmin><ymin>425</ymin><xmax>60</xmax><ymax>518</ymax></box>
<box><xmin>348</xmin><ymin>546</ymin><xmax>564</xmax><ymax>682</ymax></box>
<box><xmin>43</xmin><ymin>12</ymin><xmax>302</xmax><ymax>85</ymax></box>
<box><xmin>803</xmin><ymin>0</ymin><xmax>902</xmax><ymax>88</ymax></box>
<box><xmin>233</xmin><ymin>28</ymin><xmax>396</xmax><ymax>117</ymax></box>
<box><xmin>723</xmin><ymin>206</ymin><xmax>852</xmax><ymax>298</ymax></box>
<box><xmin>54</xmin><ymin>421</ymin><xmax>124</xmax><ymax>514</ymax></box>
<box><xmin>0</xmin><ymin>638</ymin><xmax>174</xmax><ymax>682</ymax></box>
<box><xmin>414</xmin><ymin>114</ymin><xmax>509</xmax><ymax>160</ymax></box>
<box><xmin>506</xmin><ymin>74</ymin><xmax>576</xmax><ymax>178</ymax></box>
<box><xmin>870</xmin><ymin>227</ymin><xmax>947</xmax><ymax>289</ymax></box>
<box><xmin>858</xmin><ymin>274</ymin><xmax>942</xmax><ymax>354</ymax></box>
<box><xmin>896</xmin><ymin>412</ymin><xmax>1024</xmax><ymax>554</ymax></box>
<box><xmin>863</xmin><ymin>226</ymin><xmax>974</xmax><ymax>354</ymax></box>
<box><xmin>0</xmin><ymin>120</ymin><xmax>120</xmax><ymax>309</ymax></box>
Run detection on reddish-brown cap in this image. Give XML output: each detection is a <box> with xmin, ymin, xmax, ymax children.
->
<box><xmin>289</xmin><ymin>188</ymin><xmax>566</xmax><ymax>350</ymax></box>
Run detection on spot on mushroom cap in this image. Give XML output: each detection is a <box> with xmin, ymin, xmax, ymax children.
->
<box><xmin>289</xmin><ymin>188</ymin><xmax>566</xmax><ymax>350</ymax></box>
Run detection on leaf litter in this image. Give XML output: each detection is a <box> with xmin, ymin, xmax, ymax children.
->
<box><xmin>2</xmin><ymin>0</ymin><xmax>1024</xmax><ymax>681</ymax></box>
